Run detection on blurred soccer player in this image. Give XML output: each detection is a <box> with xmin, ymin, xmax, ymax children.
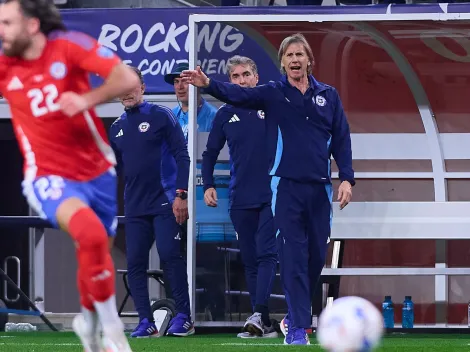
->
<box><xmin>0</xmin><ymin>1</ymin><xmax>140</xmax><ymax>351</ymax></box>
<box><xmin>202</xmin><ymin>56</ymin><xmax>277</xmax><ymax>338</ymax></box>
<box><xmin>181</xmin><ymin>33</ymin><xmax>354</xmax><ymax>345</ymax></box>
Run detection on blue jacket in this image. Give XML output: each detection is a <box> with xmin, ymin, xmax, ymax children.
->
<box><xmin>202</xmin><ymin>104</ymin><xmax>271</xmax><ymax>209</ymax></box>
<box><xmin>109</xmin><ymin>101</ymin><xmax>190</xmax><ymax>217</ymax></box>
<box><xmin>203</xmin><ymin>75</ymin><xmax>354</xmax><ymax>185</ymax></box>
<box><xmin>172</xmin><ymin>98</ymin><xmax>217</xmax><ymax>141</ymax></box>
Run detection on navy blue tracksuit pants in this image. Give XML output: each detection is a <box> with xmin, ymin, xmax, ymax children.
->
<box><xmin>272</xmin><ymin>178</ymin><xmax>332</xmax><ymax>329</ymax></box>
<box><xmin>125</xmin><ymin>213</ymin><xmax>191</xmax><ymax>321</ymax></box>
<box><xmin>230</xmin><ymin>204</ymin><xmax>277</xmax><ymax>311</ymax></box>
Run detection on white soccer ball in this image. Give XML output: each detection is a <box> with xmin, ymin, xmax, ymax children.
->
<box><xmin>317</xmin><ymin>296</ymin><xmax>384</xmax><ymax>352</ymax></box>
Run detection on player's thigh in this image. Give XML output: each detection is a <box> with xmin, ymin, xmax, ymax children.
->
<box><xmin>125</xmin><ymin>216</ymin><xmax>154</xmax><ymax>267</ymax></box>
<box><xmin>306</xmin><ymin>183</ymin><xmax>332</xmax><ymax>264</ymax></box>
<box><xmin>88</xmin><ymin>169</ymin><xmax>118</xmax><ymax>237</ymax></box>
<box><xmin>152</xmin><ymin>212</ymin><xmax>181</xmax><ymax>262</ymax></box>
<box><xmin>255</xmin><ymin>204</ymin><xmax>277</xmax><ymax>258</ymax></box>
<box><xmin>23</xmin><ymin>175</ymin><xmax>89</xmax><ymax>230</ymax></box>
<box><xmin>230</xmin><ymin>208</ymin><xmax>258</xmax><ymax>264</ymax></box>
<box><xmin>271</xmin><ymin>177</ymin><xmax>306</xmax><ymax>243</ymax></box>
<box><xmin>230</xmin><ymin>208</ymin><xmax>258</xmax><ymax>245</ymax></box>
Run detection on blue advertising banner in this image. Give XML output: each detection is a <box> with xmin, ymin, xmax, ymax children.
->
<box><xmin>61</xmin><ymin>8</ymin><xmax>280</xmax><ymax>94</ymax></box>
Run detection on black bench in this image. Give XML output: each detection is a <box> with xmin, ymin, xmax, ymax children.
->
<box><xmin>117</xmin><ymin>269</ymin><xmax>166</xmax><ymax>317</ymax></box>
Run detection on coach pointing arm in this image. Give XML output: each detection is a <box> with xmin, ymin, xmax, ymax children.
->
<box><xmin>180</xmin><ymin>68</ymin><xmax>353</xmax><ymax>209</ymax></box>
<box><xmin>182</xmin><ymin>33</ymin><xmax>354</xmax><ymax>346</ymax></box>
<box><xmin>181</xmin><ymin>66</ymin><xmax>272</xmax><ymax>111</ymax></box>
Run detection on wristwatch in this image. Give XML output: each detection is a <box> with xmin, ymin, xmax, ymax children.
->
<box><xmin>176</xmin><ymin>189</ymin><xmax>188</xmax><ymax>200</ymax></box>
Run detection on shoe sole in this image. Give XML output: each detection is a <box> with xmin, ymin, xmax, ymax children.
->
<box><xmin>237</xmin><ymin>332</ymin><xmax>257</xmax><ymax>339</ymax></box>
<box><xmin>133</xmin><ymin>332</ymin><xmax>160</xmax><ymax>339</ymax></box>
<box><xmin>261</xmin><ymin>331</ymin><xmax>279</xmax><ymax>338</ymax></box>
<box><xmin>244</xmin><ymin>322</ymin><xmax>263</xmax><ymax>337</ymax></box>
<box><xmin>280</xmin><ymin>318</ymin><xmax>288</xmax><ymax>337</ymax></box>
<box><xmin>167</xmin><ymin>327</ymin><xmax>195</xmax><ymax>337</ymax></box>
<box><xmin>283</xmin><ymin>338</ymin><xmax>310</xmax><ymax>345</ymax></box>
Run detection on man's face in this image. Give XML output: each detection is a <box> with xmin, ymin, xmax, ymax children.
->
<box><xmin>173</xmin><ymin>77</ymin><xmax>188</xmax><ymax>104</ymax></box>
<box><xmin>120</xmin><ymin>83</ymin><xmax>145</xmax><ymax>108</ymax></box>
<box><xmin>0</xmin><ymin>2</ymin><xmax>34</xmax><ymax>57</ymax></box>
<box><xmin>281</xmin><ymin>42</ymin><xmax>310</xmax><ymax>81</ymax></box>
<box><xmin>229</xmin><ymin>64</ymin><xmax>258</xmax><ymax>88</ymax></box>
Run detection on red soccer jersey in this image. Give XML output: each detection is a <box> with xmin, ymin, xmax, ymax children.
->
<box><xmin>0</xmin><ymin>30</ymin><xmax>121</xmax><ymax>182</ymax></box>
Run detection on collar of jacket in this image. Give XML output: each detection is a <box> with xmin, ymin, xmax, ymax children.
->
<box><xmin>177</xmin><ymin>98</ymin><xmax>206</xmax><ymax>118</ymax></box>
<box><xmin>124</xmin><ymin>100</ymin><xmax>148</xmax><ymax>112</ymax></box>
<box><xmin>280</xmin><ymin>74</ymin><xmax>327</xmax><ymax>95</ymax></box>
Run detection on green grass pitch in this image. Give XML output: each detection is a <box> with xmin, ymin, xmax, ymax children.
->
<box><xmin>0</xmin><ymin>332</ymin><xmax>468</xmax><ymax>351</ymax></box>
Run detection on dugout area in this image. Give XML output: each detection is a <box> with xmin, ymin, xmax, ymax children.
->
<box><xmin>1</xmin><ymin>4</ymin><xmax>470</xmax><ymax>349</ymax></box>
<box><xmin>185</xmin><ymin>6</ymin><xmax>470</xmax><ymax>329</ymax></box>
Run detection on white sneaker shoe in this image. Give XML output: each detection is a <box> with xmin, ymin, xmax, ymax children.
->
<box><xmin>102</xmin><ymin>323</ymin><xmax>133</xmax><ymax>352</ymax></box>
<box><xmin>72</xmin><ymin>314</ymin><xmax>103</xmax><ymax>352</ymax></box>
<box><xmin>237</xmin><ymin>331</ymin><xmax>257</xmax><ymax>338</ymax></box>
<box><xmin>243</xmin><ymin>312</ymin><xmax>264</xmax><ymax>336</ymax></box>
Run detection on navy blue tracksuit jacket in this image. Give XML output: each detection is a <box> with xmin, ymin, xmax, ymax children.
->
<box><xmin>204</xmin><ymin>75</ymin><xmax>354</xmax><ymax>185</ymax></box>
<box><xmin>203</xmin><ymin>75</ymin><xmax>354</xmax><ymax>329</ymax></box>
<box><xmin>109</xmin><ymin>101</ymin><xmax>190</xmax><ymax>216</ymax></box>
<box><xmin>201</xmin><ymin>104</ymin><xmax>271</xmax><ymax>209</ymax></box>
<box><xmin>109</xmin><ymin>101</ymin><xmax>191</xmax><ymax>320</ymax></box>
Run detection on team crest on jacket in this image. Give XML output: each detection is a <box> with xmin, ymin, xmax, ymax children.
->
<box><xmin>50</xmin><ymin>62</ymin><xmax>67</xmax><ymax>80</ymax></box>
<box><xmin>139</xmin><ymin>122</ymin><xmax>150</xmax><ymax>132</ymax></box>
<box><xmin>257</xmin><ymin>110</ymin><xmax>265</xmax><ymax>119</ymax></box>
<box><xmin>315</xmin><ymin>95</ymin><xmax>326</xmax><ymax>106</ymax></box>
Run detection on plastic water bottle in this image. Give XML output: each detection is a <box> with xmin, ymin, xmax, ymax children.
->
<box><xmin>402</xmin><ymin>296</ymin><xmax>414</xmax><ymax>328</ymax></box>
<box><xmin>382</xmin><ymin>296</ymin><xmax>394</xmax><ymax>328</ymax></box>
<box><xmin>5</xmin><ymin>322</ymin><xmax>37</xmax><ymax>332</ymax></box>
<box><xmin>5</xmin><ymin>323</ymin><xmax>17</xmax><ymax>332</ymax></box>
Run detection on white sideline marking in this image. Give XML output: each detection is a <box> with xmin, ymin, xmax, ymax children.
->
<box><xmin>0</xmin><ymin>336</ymin><xmax>15</xmax><ymax>338</ymax></box>
<box><xmin>216</xmin><ymin>343</ymin><xmax>319</xmax><ymax>346</ymax></box>
<box><xmin>0</xmin><ymin>342</ymin><xmax>82</xmax><ymax>346</ymax></box>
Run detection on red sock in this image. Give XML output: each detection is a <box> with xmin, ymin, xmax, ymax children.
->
<box><xmin>69</xmin><ymin>207</ymin><xmax>115</xmax><ymax>303</ymax></box>
<box><xmin>77</xmin><ymin>266</ymin><xmax>95</xmax><ymax>311</ymax></box>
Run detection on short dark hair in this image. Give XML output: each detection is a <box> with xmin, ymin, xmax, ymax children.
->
<box><xmin>5</xmin><ymin>0</ymin><xmax>66</xmax><ymax>35</ymax></box>
<box><xmin>129</xmin><ymin>66</ymin><xmax>144</xmax><ymax>85</ymax></box>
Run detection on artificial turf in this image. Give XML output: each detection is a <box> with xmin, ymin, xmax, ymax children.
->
<box><xmin>0</xmin><ymin>332</ymin><xmax>469</xmax><ymax>351</ymax></box>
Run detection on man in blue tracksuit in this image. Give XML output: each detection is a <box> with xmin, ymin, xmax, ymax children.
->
<box><xmin>181</xmin><ymin>33</ymin><xmax>354</xmax><ymax>345</ymax></box>
<box><xmin>202</xmin><ymin>56</ymin><xmax>278</xmax><ymax>339</ymax></box>
<box><xmin>164</xmin><ymin>62</ymin><xmax>217</xmax><ymax>140</ymax></box>
<box><xmin>109</xmin><ymin>67</ymin><xmax>195</xmax><ymax>338</ymax></box>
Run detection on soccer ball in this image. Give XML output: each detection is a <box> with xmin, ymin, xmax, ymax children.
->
<box><xmin>317</xmin><ymin>296</ymin><xmax>384</xmax><ymax>352</ymax></box>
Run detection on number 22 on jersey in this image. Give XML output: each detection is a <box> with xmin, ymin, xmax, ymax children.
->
<box><xmin>27</xmin><ymin>84</ymin><xmax>60</xmax><ymax>118</ymax></box>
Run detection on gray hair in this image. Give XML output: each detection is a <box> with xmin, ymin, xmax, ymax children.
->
<box><xmin>278</xmin><ymin>33</ymin><xmax>315</xmax><ymax>75</ymax></box>
<box><xmin>226</xmin><ymin>55</ymin><xmax>258</xmax><ymax>78</ymax></box>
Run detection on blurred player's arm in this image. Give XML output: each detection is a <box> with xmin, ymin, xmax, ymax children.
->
<box><xmin>201</xmin><ymin>109</ymin><xmax>227</xmax><ymax>207</ymax></box>
<box><xmin>81</xmin><ymin>63</ymin><xmax>139</xmax><ymax>109</ymax></box>
<box><xmin>60</xmin><ymin>33</ymin><xmax>140</xmax><ymax>114</ymax></box>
